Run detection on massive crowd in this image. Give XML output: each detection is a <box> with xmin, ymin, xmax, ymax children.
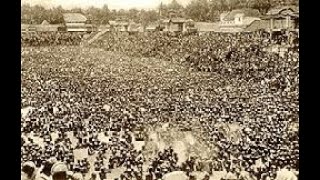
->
<box><xmin>94</xmin><ymin>31</ymin><xmax>298</xmax><ymax>73</ymax></box>
<box><xmin>21</xmin><ymin>32</ymin><xmax>86</xmax><ymax>46</ymax></box>
<box><xmin>22</xmin><ymin>30</ymin><xmax>299</xmax><ymax>180</ymax></box>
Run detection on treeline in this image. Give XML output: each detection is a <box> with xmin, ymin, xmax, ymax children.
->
<box><xmin>21</xmin><ymin>0</ymin><xmax>298</xmax><ymax>25</ymax></box>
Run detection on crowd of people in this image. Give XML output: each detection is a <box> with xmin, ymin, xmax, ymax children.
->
<box><xmin>21</xmin><ymin>32</ymin><xmax>86</xmax><ymax>46</ymax></box>
<box><xmin>94</xmin><ymin>31</ymin><xmax>298</xmax><ymax>74</ymax></box>
<box><xmin>22</xmin><ymin>30</ymin><xmax>299</xmax><ymax>180</ymax></box>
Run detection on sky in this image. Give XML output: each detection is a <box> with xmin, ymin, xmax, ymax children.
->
<box><xmin>21</xmin><ymin>0</ymin><xmax>192</xmax><ymax>10</ymax></box>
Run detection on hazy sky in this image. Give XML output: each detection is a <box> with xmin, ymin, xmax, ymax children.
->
<box><xmin>21</xmin><ymin>0</ymin><xmax>192</xmax><ymax>10</ymax></box>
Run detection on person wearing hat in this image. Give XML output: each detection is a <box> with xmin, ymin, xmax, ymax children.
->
<box><xmin>274</xmin><ymin>164</ymin><xmax>297</xmax><ymax>180</ymax></box>
<box><xmin>145</xmin><ymin>167</ymin><xmax>155</xmax><ymax>180</ymax></box>
<box><xmin>99</xmin><ymin>167</ymin><xmax>107</xmax><ymax>180</ymax></box>
<box><xmin>238</xmin><ymin>165</ymin><xmax>253</xmax><ymax>180</ymax></box>
<box><xmin>240</xmin><ymin>166</ymin><xmax>256</xmax><ymax>180</ymax></box>
<box><xmin>72</xmin><ymin>172</ymin><xmax>83</xmax><ymax>180</ymax></box>
<box><xmin>22</xmin><ymin>161</ymin><xmax>38</xmax><ymax>180</ymax></box>
<box><xmin>89</xmin><ymin>172</ymin><xmax>100</xmax><ymax>180</ymax></box>
<box><xmin>51</xmin><ymin>162</ymin><xmax>68</xmax><ymax>180</ymax></box>
<box><xmin>222</xmin><ymin>166</ymin><xmax>238</xmax><ymax>180</ymax></box>
<box><xmin>36</xmin><ymin>158</ymin><xmax>57</xmax><ymax>180</ymax></box>
<box><xmin>66</xmin><ymin>171</ymin><xmax>74</xmax><ymax>179</ymax></box>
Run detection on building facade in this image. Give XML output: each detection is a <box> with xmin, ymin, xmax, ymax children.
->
<box><xmin>63</xmin><ymin>13</ymin><xmax>92</xmax><ymax>32</ymax></box>
<box><xmin>265</xmin><ymin>6</ymin><xmax>299</xmax><ymax>32</ymax></box>
<box><xmin>219</xmin><ymin>9</ymin><xmax>262</xmax><ymax>33</ymax></box>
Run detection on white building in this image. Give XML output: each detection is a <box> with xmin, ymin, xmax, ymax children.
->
<box><xmin>219</xmin><ymin>9</ymin><xmax>261</xmax><ymax>32</ymax></box>
<box><xmin>63</xmin><ymin>13</ymin><xmax>89</xmax><ymax>32</ymax></box>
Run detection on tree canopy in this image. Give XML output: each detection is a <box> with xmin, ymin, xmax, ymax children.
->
<box><xmin>21</xmin><ymin>0</ymin><xmax>298</xmax><ymax>25</ymax></box>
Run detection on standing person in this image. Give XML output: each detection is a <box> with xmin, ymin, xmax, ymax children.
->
<box><xmin>72</xmin><ymin>173</ymin><xmax>83</xmax><ymax>180</ymax></box>
<box><xmin>145</xmin><ymin>168</ymin><xmax>155</xmax><ymax>180</ymax></box>
<box><xmin>22</xmin><ymin>161</ymin><xmax>38</xmax><ymax>180</ymax></box>
<box><xmin>51</xmin><ymin>162</ymin><xmax>69</xmax><ymax>180</ymax></box>
<box><xmin>222</xmin><ymin>167</ymin><xmax>238</xmax><ymax>180</ymax></box>
<box><xmin>99</xmin><ymin>167</ymin><xmax>107</xmax><ymax>180</ymax></box>
<box><xmin>89</xmin><ymin>172</ymin><xmax>100</xmax><ymax>180</ymax></box>
<box><xmin>37</xmin><ymin>158</ymin><xmax>57</xmax><ymax>180</ymax></box>
<box><xmin>274</xmin><ymin>165</ymin><xmax>298</xmax><ymax>180</ymax></box>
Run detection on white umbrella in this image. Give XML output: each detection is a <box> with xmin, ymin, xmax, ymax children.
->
<box><xmin>162</xmin><ymin>171</ymin><xmax>188</xmax><ymax>180</ymax></box>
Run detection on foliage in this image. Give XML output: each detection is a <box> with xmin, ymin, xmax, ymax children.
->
<box><xmin>21</xmin><ymin>0</ymin><xmax>298</xmax><ymax>24</ymax></box>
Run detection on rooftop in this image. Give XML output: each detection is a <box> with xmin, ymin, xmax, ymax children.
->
<box><xmin>63</xmin><ymin>13</ymin><xmax>87</xmax><ymax>23</ymax></box>
<box><xmin>162</xmin><ymin>18</ymin><xmax>188</xmax><ymax>23</ymax></box>
<box><xmin>109</xmin><ymin>20</ymin><xmax>129</xmax><ymax>26</ymax></box>
<box><xmin>222</xmin><ymin>9</ymin><xmax>261</xmax><ymax>21</ymax></box>
<box><xmin>266</xmin><ymin>6</ymin><xmax>298</xmax><ymax>16</ymax></box>
<box><xmin>263</xmin><ymin>6</ymin><xmax>299</xmax><ymax>19</ymax></box>
<box><xmin>41</xmin><ymin>20</ymin><xmax>50</xmax><ymax>25</ymax></box>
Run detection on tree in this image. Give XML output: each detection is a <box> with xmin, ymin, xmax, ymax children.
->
<box><xmin>128</xmin><ymin>8</ymin><xmax>140</xmax><ymax>22</ymax></box>
<box><xmin>110</xmin><ymin>9</ymin><xmax>117</xmax><ymax>20</ymax></box>
<box><xmin>85</xmin><ymin>6</ymin><xmax>101</xmax><ymax>24</ymax></box>
<box><xmin>70</xmin><ymin>7</ymin><xmax>83</xmax><ymax>13</ymax></box>
<box><xmin>158</xmin><ymin>3</ymin><xmax>169</xmax><ymax>18</ymax></box>
<box><xmin>225</xmin><ymin>0</ymin><xmax>241</xmax><ymax>10</ymax></box>
<box><xmin>85</xmin><ymin>4</ymin><xmax>111</xmax><ymax>25</ymax></box>
<box><xmin>217</xmin><ymin>0</ymin><xmax>229</xmax><ymax>12</ymax></box>
<box><xmin>140</xmin><ymin>10</ymin><xmax>159</xmax><ymax>26</ymax></box>
<box><xmin>250</xmin><ymin>0</ymin><xmax>272</xmax><ymax>14</ymax></box>
<box><xmin>167</xmin><ymin>0</ymin><xmax>184</xmax><ymax>11</ymax></box>
<box><xmin>208</xmin><ymin>0</ymin><xmax>221</xmax><ymax>21</ymax></box>
<box><xmin>290</xmin><ymin>0</ymin><xmax>299</xmax><ymax>6</ymax></box>
<box><xmin>101</xmin><ymin>4</ymin><xmax>111</xmax><ymax>23</ymax></box>
<box><xmin>21</xmin><ymin>3</ymin><xmax>32</xmax><ymax>23</ymax></box>
<box><xmin>167</xmin><ymin>0</ymin><xmax>184</xmax><ymax>17</ymax></box>
<box><xmin>48</xmin><ymin>7</ymin><xmax>64</xmax><ymax>24</ymax></box>
<box><xmin>185</xmin><ymin>0</ymin><xmax>211</xmax><ymax>21</ymax></box>
<box><xmin>31</xmin><ymin>5</ymin><xmax>47</xmax><ymax>24</ymax></box>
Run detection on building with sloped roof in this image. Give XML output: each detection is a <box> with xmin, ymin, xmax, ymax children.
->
<box><xmin>162</xmin><ymin>18</ymin><xmax>189</xmax><ymax>32</ymax></box>
<box><xmin>221</xmin><ymin>9</ymin><xmax>261</xmax><ymax>22</ymax></box>
<box><xmin>41</xmin><ymin>20</ymin><xmax>50</xmax><ymax>25</ymax></box>
<box><xmin>63</xmin><ymin>13</ymin><xmax>94</xmax><ymax>32</ymax></box>
<box><xmin>109</xmin><ymin>20</ymin><xmax>130</xmax><ymax>32</ymax></box>
<box><xmin>220</xmin><ymin>9</ymin><xmax>260</xmax><ymax>25</ymax></box>
<box><xmin>128</xmin><ymin>23</ymin><xmax>142</xmax><ymax>32</ymax></box>
<box><xmin>145</xmin><ymin>23</ymin><xmax>159</xmax><ymax>32</ymax></box>
<box><xmin>243</xmin><ymin>20</ymin><xmax>269</xmax><ymax>32</ymax></box>
<box><xmin>264</xmin><ymin>6</ymin><xmax>299</xmax><ymax>32</ymax></box>
<box><xmin>219</xmin><ymin>9</ymin><xmax>262</xmax><ymax>33</ymax></box>
<box><xmin>266</xmin><ymin>6</ymin><xmax>298</xmax><ymax>16</ymax></box>
<box><xmin>63</xmin><ymin>13</ymin><xmax>87</xmax><ymax>23</ymax></box>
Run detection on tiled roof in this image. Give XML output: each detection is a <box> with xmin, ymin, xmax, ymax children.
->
<box><xmin>109</xmin><ymin>21</ymin><xmax>129</xmax><ymax>26</ymax></box>
<box><xmin>162</xmin><ymin>18</ymin><xmax>188</xmax><ymax>23</ymax></box>
<box><xmin>242</xmin><ymin>17</ymin><xmax>261</xmax><ymax>26</ymax></box>
<box><xmin>223</xmin><ymin>9</ymin><xmax>260</xmax><ymax>21</ymax></box>
<box><xmin>63</xmin><ymin>13</ymin><xmax>87</xmax><ymax>23</ymax></box>
<box><xmin>41</xmin><ymin>20</ymin><xmax>50</xmax><ymax>25</ymax></box>
<box><xmin>266</xmin><ymin>6</ymin><xmax>298</xmax><ymax>16</ymax></box>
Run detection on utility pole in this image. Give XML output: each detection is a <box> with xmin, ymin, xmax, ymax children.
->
<box><xmin>159</xmin><ymin>1</ymin><xmax>162</xmax><ymax>20</ymax></box>
<box><xmin>158</xmin><ymin>1</ymin><xmax>163</xmax><ymax>31</ymax></box>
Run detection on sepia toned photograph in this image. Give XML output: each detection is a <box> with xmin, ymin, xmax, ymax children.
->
<box><xmin>21</xmin><ymin>0</ymin><xmax>299</xmax><ymax>180</ymax></box>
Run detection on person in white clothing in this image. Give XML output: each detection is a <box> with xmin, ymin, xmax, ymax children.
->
<box><xmin>275</xmin><ymin>165</ymin><xmax>298</xmax><ymax>180</ymax></box>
